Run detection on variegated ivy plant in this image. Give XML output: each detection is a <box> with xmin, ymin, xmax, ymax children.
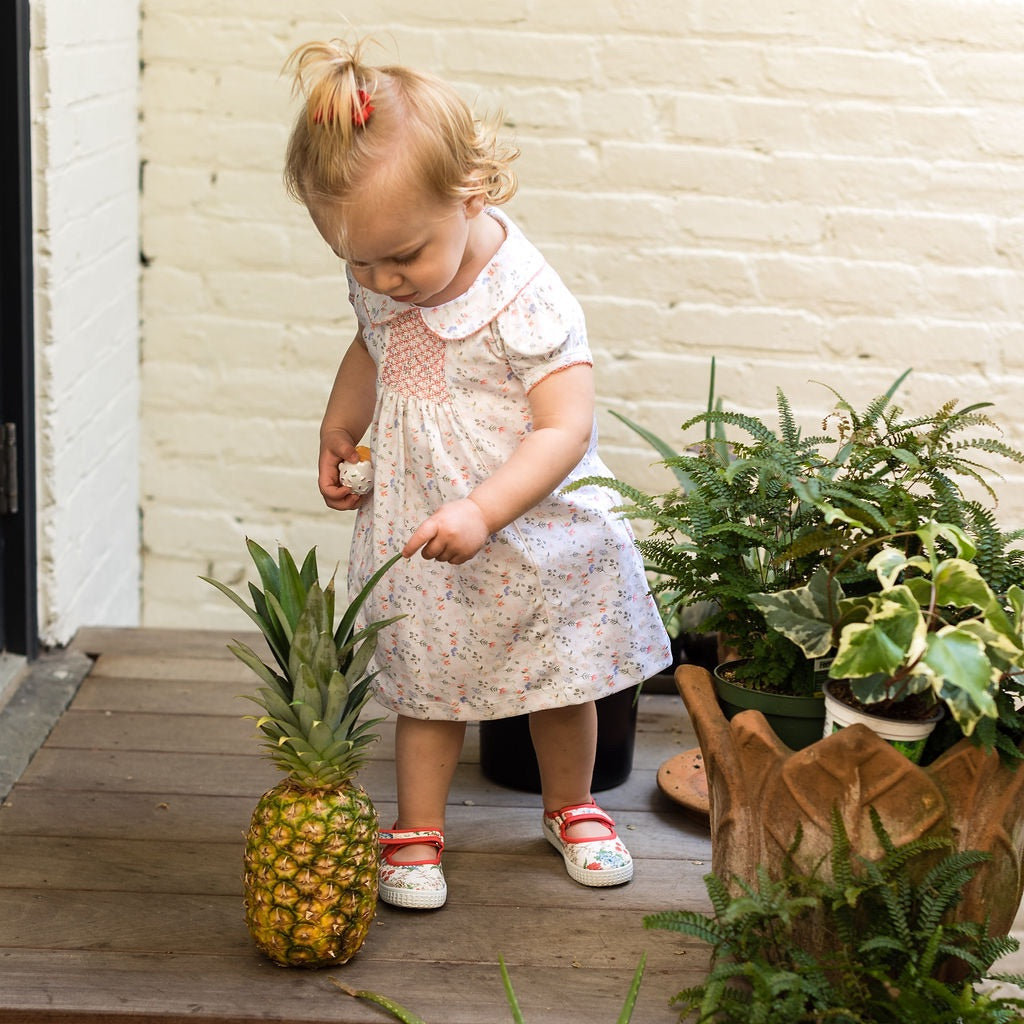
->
<box><xmin>750</xmin><ymin>521</ymin><xmax>1024</xmax><ymax>757</ymax></box>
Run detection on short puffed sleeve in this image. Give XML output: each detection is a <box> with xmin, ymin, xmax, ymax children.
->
<box><xmin>489</xmin><ymin>265</ymin><xmax>593</xmax><ymax>393</ymax></box>
<box><xmin>347</xmin><ymin>267</ymin><xmax>382</xmax><ymax>361</ymax></box>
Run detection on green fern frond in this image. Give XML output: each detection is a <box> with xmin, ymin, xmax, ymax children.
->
<box><xmin>642</xmin><ymin>909</ymin><xmax>730</xmax><ymax>947</ymax></box>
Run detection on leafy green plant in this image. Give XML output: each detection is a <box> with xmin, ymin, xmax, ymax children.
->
<box><xmin>645</xmin><ymin>808</ymin><xmax>1024</xmax><ymax>1023</ymax></box>
<box><xmin>578</xmin><ymin>367</ymin><xmax>1024</xmax><ymax>696</ymax></box>
<box><xmin>332</xmin><ymin>953</ymin><xmax>648</xmax><ymax>1023</ymax></box>
<box><xmin>751</xmin><ymin>521</ymin><xmax>1024</xmax><ymax>760</ymax></box>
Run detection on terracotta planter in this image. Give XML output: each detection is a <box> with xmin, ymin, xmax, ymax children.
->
<box><xmin>676</xmin><ymin>664</ymin><xmax>1024</xmax><ymax>936</ymax></box>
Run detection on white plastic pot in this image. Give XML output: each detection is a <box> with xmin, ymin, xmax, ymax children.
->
<box><xmin>822</xmin><ymin>681</ymin><xmax>943</xmax><ymax>764</ymax></box>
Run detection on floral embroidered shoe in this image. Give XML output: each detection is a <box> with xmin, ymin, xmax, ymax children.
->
<box><xmin>378</xmin><ymin>827</ymin><xmax>447</xmax><ymax>910</ymax></box>
<box><xmin>542</xmin><ymin>801</ymin><xmax>634</xmax><ymax>887</ymax></box>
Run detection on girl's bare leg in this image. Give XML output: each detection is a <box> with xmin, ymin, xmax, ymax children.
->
<box><xmin>391</xmin><ymin>715</ymin><xmax>467</xmax><ymax>863</ymax></box>
<box><xmin>530</xmin><ymin>701</ymin><xmax>610</xmax><ymax>839</ymax></box>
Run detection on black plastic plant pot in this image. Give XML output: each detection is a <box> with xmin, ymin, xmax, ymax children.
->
<box><xmin>478</xmin><ymin>684</ymin><xmax>640</xmax><ymax>793</ymax></box>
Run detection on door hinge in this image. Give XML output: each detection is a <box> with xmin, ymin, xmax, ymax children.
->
<box><xmin>1</xmin><ymin>423</ymin><xmax>17</xmax><ymax>515</ymax></box>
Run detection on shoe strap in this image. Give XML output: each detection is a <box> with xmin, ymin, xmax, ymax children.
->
<box><xmin>379</xmin><ymin>828</ymin><xmax>445</xmax><ymax>853</ymax></box>
<box><xmin>546</xmin><ymin>802</ymin><xmax>617</xmax><ymax>840</ymax></box>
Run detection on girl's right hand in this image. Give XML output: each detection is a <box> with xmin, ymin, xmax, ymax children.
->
<box><xmin>319</xmin><ymin>429</ymin><xmax>366</xmax><ymax>510</ymax></box>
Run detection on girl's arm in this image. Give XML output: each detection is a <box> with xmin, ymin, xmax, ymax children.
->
<box><xmin>318</xmin><ymin>329</ymin><xmax>377</xmax><ymax>511</ymax></box>
<box><xmin>403</xmin><ymin>363</ymin><xmax>595</xmax><ymax>564</ymax></box>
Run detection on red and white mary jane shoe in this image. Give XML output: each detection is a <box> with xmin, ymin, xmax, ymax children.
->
<box><xmin>542</xmin><ymin>800</ymin><xmax>634</xmax><ymax>887</ymax></box>
<box><xmin>378</xmin><ymin>827</ymin><xmax>447</xmax><ymax>910</ymax></box>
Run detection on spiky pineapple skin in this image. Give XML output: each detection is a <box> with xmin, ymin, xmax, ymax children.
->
<box><xmin>243</xmin><ymin>778</ymin><xmax>379</xmax><ymax>968</ymax></box>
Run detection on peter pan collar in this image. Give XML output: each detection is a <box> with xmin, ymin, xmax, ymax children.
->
<box><xmin>351</xmin><ymin>208</ymin><xmax>546</xmax><ymax>340</ymax></box>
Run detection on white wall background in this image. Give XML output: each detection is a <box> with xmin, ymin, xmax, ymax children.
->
<box><xmin>32</xmin><ymin>0</ymin><xmax>1024</xmax><ymax>636</ymax></box>
<box><xmin>30</xmin><ymin>0</ymin><xmax>140</xmax><ymax>645</ymax></box>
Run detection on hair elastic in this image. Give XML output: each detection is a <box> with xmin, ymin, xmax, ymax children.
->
<box><xmin>352</xmin><ymin>89</ymin><xmax>374</xmax><ymax>127</ymax></box>
<box><xmin>313</xmin><ymin>89</ymin><xmax>374</xmax><ymax>127</ymax></box>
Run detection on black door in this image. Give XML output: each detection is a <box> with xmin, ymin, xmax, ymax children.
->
<box><xmin>0</xmin><ymin>0</ymin><xmax>38</xmax><ymax>658</ymax></box>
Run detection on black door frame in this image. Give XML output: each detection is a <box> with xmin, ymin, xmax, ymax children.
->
<box><xmin>0</xmin><ymin>0</ymin><xmax>39</xmax><ymax>658</ymax></box>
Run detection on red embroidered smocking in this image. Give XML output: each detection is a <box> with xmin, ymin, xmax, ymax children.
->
<box><xmin>380</xmin><ymin>311</ymin><xmax>452</xmax><ymax>402</ymax></box>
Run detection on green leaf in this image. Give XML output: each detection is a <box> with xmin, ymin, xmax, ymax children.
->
<box><xmin>919</xmin><ymin>520</ymin><xmax>977</xmax><ymax>561</ymax></box>
<box><xmin>245</xmin><ymin>537</ymin><xmax>280</xmax><ymax>598</ymax></box>
<box><xmin>832</xmin><ymin>586</ymin><xmax>927</xmax><ymax>679</ymax></box>
<box><xmin>322</xmin><ymin>670</ymin><xmax>350</xmax><ymax>729</ymax></box>
<box><xmin>498</xmin><ymin>955</ymin><xmax>525</xmax><ymax>1024</ymax></box>
<box><xmin>306</xmin><ymin>718</ymin><xmax>337</xmax><ymax>755</ymax></box>
<box><xmin>924</xmin><ymin>629</ymin><xmax>999</xmax><ymax>733</ymax></box>
<box><xmin>750</xmin><ymin>567</ymin><xmax>838</xmax><ymax>659</ymax></box>
<box><xmin>930</xmin><ymin>559</ymin><xmax>998</xmax><ymax>617</ymax></box>
<box><xmin>336</xmin><ymin>553</ymin><xmax>404</xmax><ymax>648</ymax></box>
<box><xmin>288</xmin><ymin>586</ymin><xmax>323</xmax><ymax>684</ymax></box>
<box><xmin>330</xmin><ymin>979</ymin><xmax>428</xmax><ymax>1024</ymax></box>
<box><xmin>264</xmin><ymin>591</ymin><xmax>294</xmax><ymax>648</ymax></box>
<box><xmin>200</xmin><ymin>575</ymin><xmax>268</xmax><ymax>636</ymax></box>
<box><xmin>344</xmin><ymin>628</ymin><xmax>381</xmax><ymax>682</ymax></box>
<box><xmin>311</xmin><ymin>628</ymin><xmax>337</xmax><ymax>693</ymax></box>
<box><xmin>249</xmin><ymin>586</ymin><xmax>289</xmax><ymax>671</ymax></box>
<box><xmin>293</xmin><ymin>687</ymin><xmax>320</xmax><ymax>735</ymax></box>
<box><xmin>609</xmin><ymin>410</ymin><xmax>696</xmax><ymax>490</ymax></box>
<box><xmin>323</xmin><ymin>574</ymin><xmax>336</xmax><ymax>636</ymax></box>
<box><xmin>616</xmin><ymin>953</ymin><xmax>647</xmax><ymax>1024</ymax></box>
<box><xmin>298</xmin><ymin>546</ymin><xmax>319</xmax><ymax>594</ymax></box>
<box><xmin>338</xmin><ymin>615</ymin><xmax>405</xmax><ymax>674</ymax></box>
<box><xmin>226</xmin><ymin>641</ymin><xmax>281</xmax><ymax>691</ymax></box>
<box><xmin>246</xmin><ymin>685</ymin><xmax>300</xmax><ymax>728</ymax></box>
<box><xmin>867</xmin><ymin>546</ymin><xmax>915</xmax><ymax>590</ymax></box>
<box><xmin>276</xmin><ymin>545</ymin><xmax>306</xmax><ymax>632</ymax></box>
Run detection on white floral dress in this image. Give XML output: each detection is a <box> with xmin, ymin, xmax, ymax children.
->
<box><xmin>346</xmin><ymin>208</ymin><xmax>671</xmax><ymax>720</ymax></box>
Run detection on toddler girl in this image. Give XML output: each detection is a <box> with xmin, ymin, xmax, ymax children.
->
<box><xmin>283</xmin><ymin>38</ymin><xmax>671</xmax><ymax>910</ymax></box>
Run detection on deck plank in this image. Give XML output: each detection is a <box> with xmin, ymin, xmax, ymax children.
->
<box><xmin>0</xmin><ymin>790</ymin><xmax>709</xmax><ymax>861</ymax></box>
<box><xmin>0</xmin><ymin>834</ymin><xmax>710</xmax><ymax>909</ymax></box>
<box><xmin>0</xmin><ymin>949</ymin><xmax>705</xmax><ymax>1024</ymax></box>
<box><xmin>39</xmin><ymin>708</ymin><xmax>690</xmax><ymax>775</ymax></box>
<box><xmin>0</xmin><ymin>628</ymin><xmax>712</xmax><ymax>1023</ymax></box>
<box><xmin>0</xmin><ymin>887</ymin><xmax>695</xmax><ymax>967</ymax></box>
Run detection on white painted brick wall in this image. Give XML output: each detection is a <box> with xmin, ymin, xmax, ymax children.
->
<box><xmin>138</xmin><ymin>1</ymin><xmax>1024</xmax><ymax>631</ymax></box>
<box><xmin>31</xmin><ymin>0</ymin><xmax>140</xmax><ymax>644</ymax></box>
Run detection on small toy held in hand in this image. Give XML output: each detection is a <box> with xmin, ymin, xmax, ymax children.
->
<box><xmin>339</xmin><ymin>445</ymin><xmax>374</xmax><ymax>496</ymax></box>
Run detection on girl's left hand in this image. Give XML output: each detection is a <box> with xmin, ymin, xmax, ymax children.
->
<box><xmin>403</xmin><ymin>499</ymin><xmax>490</xmax><ymax>565</ymax></box>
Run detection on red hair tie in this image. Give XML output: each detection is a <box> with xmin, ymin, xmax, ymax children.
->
<box><xmin>312</xmin><ymin>89</ymin><xmax>375</xmax><ymax>128</ymax></box>
<box><xmin>352</xmin><ymin>89</ymin><xmax>374</xmax><ymax>127</ymax></box>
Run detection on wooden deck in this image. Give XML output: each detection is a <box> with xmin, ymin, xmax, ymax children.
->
<box><xmin>0</xmin><ymin>628</ymin><xmax>713</xmax><ymax>1024</ymax></box>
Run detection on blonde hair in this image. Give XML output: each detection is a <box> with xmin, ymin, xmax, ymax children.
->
<box><xmin>283</xmin><ymin>39</ymin><xmax>518</xmax><ymax>208</ymax></box>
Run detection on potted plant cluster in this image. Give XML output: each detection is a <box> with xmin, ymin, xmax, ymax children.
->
<box><xmin>751</xmin><ymin>520</ymin><xmax>1024</xmax><ymax>764</ymax></box>
<box><xmin>583</xmin><ymin>365</ymin><xmax>1024</xmax><ymax>940</ymax></box>
<box><xmin>581</xmin><ymin>366</ymin><xmax>1024</xmax><ymax>751</ymax></box>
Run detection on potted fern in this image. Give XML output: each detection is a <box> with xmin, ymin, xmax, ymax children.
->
<box><xmin>581</xmin><ymin>367</ymin><xmax>1024</xmax><ymax>750</ymax></box>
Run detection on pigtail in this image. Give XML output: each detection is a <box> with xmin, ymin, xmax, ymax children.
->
<box><xmin>292</xmin><ymin>41</ymin><xmax>376</xmax><ymax>135</ymax></box>
<box><xmin>284</xmin><ymin>36</ymin><xmax>519</xmax><ymax>208</ymax></box>
<box><xmin>283</xmin><ymin>39</ymin><xmax>379</xmax><ymax>202</ymax></box>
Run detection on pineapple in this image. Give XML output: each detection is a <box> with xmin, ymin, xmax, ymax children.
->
<box><xmin>203</xmin><ymin>540</ymin><xmax>402</xmax><ymax>967</ymax></box>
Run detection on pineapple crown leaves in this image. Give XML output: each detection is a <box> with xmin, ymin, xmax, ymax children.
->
<box><xmin>202</xmin><ymin>542</ymin><xmax>405</xmax><ymax>786</ymax></box>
